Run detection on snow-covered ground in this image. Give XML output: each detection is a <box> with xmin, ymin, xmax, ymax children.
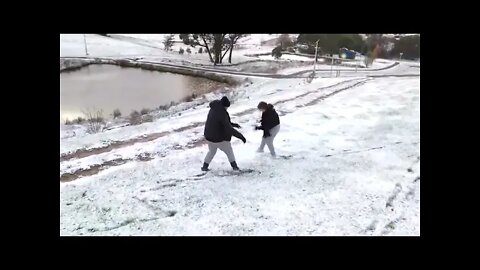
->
<box><xmin>275</xmin><ymin>59</ymin><xmax>396</xmax><ymax>75</ymax></box>
<box><xmin>60</xmin><ymin>34</ymin><xmax>161</xmax><ymax>58</ymax></box>
<box><xmin>60</xmin><ymin>34</ymin><xmax>280</xmax><ymax>66</ymax></box>
<box><xmin>258</xmin><ymin>54</ymin><xmax>314</xmax><ymax>61</ymax></box>
<box><xmin>60</xmin><ymin>34</ymin><xmax>420</xmax><ymax>236</ymax></box>
<box><xmin>60</xmin><ymin>74</ymin><xmax>420</xmax><ymax>236</ymax></box>
<box><xmin>60</xmin><ymin>78</ymin><xmax>360</xmax><ymax>171</ymax></box>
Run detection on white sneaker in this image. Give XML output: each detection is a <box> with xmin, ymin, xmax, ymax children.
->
<box><xmin>256</xmin><ymin>149</ymin><xmax>264</xmax><ymax>153</ymax></box>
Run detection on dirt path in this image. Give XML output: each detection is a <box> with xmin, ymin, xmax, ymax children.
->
<box><xmin>60</xmin><ymin>123</ymin><xmax>200</xmax><ymax>162</ymax></box>
<box><xmin>60</xmin><ymin>55</ymin><xmax>401</xmax><ymax>79</ymax></box>
<box><xmin>60</xmin><ymin>138</ymin><xmax>207</xmax><ymax>182</ymax></box>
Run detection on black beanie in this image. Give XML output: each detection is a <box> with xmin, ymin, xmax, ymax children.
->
<box><xmin>221</xmin><ymin>96</ymin><xmax>230</xmax><ymax>107</ymax></box>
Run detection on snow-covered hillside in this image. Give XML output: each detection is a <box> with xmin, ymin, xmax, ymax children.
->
<box><xmin>60</xmin><ymin>34</ymin><xmax>283</xmax><ymax>65</ymax></box>
<box><xmin>60</xmin><ymin>34</ymin><xmax>420</xmax><ymax>236</ymax></box>
<box><xmin>60</xmin><ymin>75</ymin><xmax>420</xmax><ymax>236</ymax></box>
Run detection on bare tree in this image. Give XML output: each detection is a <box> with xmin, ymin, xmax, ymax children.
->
<box><xmin>82</xmin><ymin>108</ymin><xmax>105</xmax><ymax>134</ymax></box>
<box><xmin>212</xmin><ymin>34</ymin><xmax>226</xmax><ymax>65</ymax></box>
<box><xmin>224</xmin><ymin>34</ymin><xmax>248</xmax><ymax>64</ymax></box>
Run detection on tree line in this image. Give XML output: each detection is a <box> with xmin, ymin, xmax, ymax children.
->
<box><xmin>164</xmin><ymin>34</ymin><xmax>420</xmax><ymax>65</ymax></box>
<box><xmin>296</xmin><ymin>34</ymin><xmax>420</xmax><ymax>60</ymax></box>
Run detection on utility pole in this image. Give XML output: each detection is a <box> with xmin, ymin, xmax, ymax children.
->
<box><xmin>83</xmin><ymin>34</ymin><xmax>89</xmax><ymax>57</ymax></box>
<box><xmin>313</xmin><ymin>39</ymin><xmax>320</xmax><ymax>75</ymax></box>
<box><xmin>330</xmin><ymin>55</ymin><xmax>334</xmax><ymax>77</ymax></box>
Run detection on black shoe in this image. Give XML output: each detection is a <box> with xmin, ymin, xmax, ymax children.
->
<box><xmin>201</xmin><ymin>162</ymin><xmax>210</xmax><ymax>171</ymax></box>
<box><xmin>230</xmin><ymin>161</ymin><xmax>240</xmax><ymax>171</ymax></box>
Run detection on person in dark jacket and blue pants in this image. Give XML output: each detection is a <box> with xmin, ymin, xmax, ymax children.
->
<box><xmin>255</xmin><ymin>101</ymin><xmax>280</xmax><ymax>157</ymax></box>
<box><xmin>202</xmin><ymin>96</ymin><xmax>246</xmax><ymax>171</ymax></box>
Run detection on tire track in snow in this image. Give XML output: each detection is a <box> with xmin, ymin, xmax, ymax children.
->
<box><xmin>386</xmin><ymin>183</ymin><xmax>403</xmax><ymax>208</ymax></box>
<box><xmin>232</xmin><ymin>78</ymin><xmax>365</xmax><ymax>118</ymax></box>
<box><xmin>139</xmin><ymin>169</ymin><xmax>261</xmax><ymax>191</ymax></box>
<box><xmin>359</xmin><ymin>150</ymin><xmax>420</xmax><ymax>236</ymax></box>
<box><xmin>78</xmin><ymin>195</ymin><xmax>177</xmax><ymax>234</ymax></box>
<box><xmin>87</xmin><ymin>217</ymin><xmax>164</xmax><ymax>233</ymax></box>
<box><xmin>60</xmin><ymin>123</ymin><xmax>199</xmax><ymax>162</ymax></box>
<box><xmin>60</xmin><ymin>138</ymin><xmax>207</xmax><ymax>182</ymax></box>
<box><xmin>407</xmin><ymin>156</ymin><xmax>420</xmax><ymax>173</ymax></box>
<box><xmin>320</xmin><ymin>141</ymin><xmax>418</xmax><ymax>158</ymax></box>
<box><xmin>60</xmin><ymin>78</ymin><xmax>370</xmax><ymax>182</ymax></box>
<box><xmin>365</xmin><ymin>173</ymin><xmax>420</xmax><ymax>236</ymax></box>
<box><xmin>132</xmin><ymin>196</ymin><xmax>177</xmax><ymax>217</ymax></box>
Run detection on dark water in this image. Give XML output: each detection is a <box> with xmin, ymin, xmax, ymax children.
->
<box><xmin>60</xmin><ymin>64</ymin><xmax>226</xmax><ymax>122</ymax></box>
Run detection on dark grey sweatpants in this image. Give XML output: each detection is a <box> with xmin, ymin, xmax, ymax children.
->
<box><xmin>204</xmin><ymin>141</ymin><xmax>236</xmax><ymax>164</ymax></box>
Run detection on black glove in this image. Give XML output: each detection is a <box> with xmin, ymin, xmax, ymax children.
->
<box><xmin>263</xmin><ymin>131</ymin><xmax>271</xmax><ymax>138</ymax></box>
<box><xmin>255</xmin><ymin>126</ymin><xmax>262</xmax><ymax>130</ymax></box>
<box><xmin>240</xmin><ymin>136</ymin><xmax>246</xmax><ymax>143</ymax></box>
<box><xmin>232</xmin><ymin>123</ymin><xmax>241</xmax><ymax>128</ymax></box>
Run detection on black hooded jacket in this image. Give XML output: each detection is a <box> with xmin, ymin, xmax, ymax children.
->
<box><xmin>258</xmin><ymin>104</ymin><xmax>280</xmax><ymax>137</ymax></box>
<box><xmin>204</xmin><ymin>100</ymin><xmax>245</xmax><ymax>142</ymax></box>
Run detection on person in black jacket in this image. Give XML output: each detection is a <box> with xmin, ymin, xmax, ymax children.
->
<box><xmin>202</xmin><ymin>96</ymin><xmax>246</xmax><ymax>171</ymax></box>
<box><xmin>255</xmin><ymin>101</ymin><xmax>280</xmax><ymax>157</ymax></box>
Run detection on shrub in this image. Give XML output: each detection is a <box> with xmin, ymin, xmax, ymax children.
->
<box><xmin>82</xmin><ymin>109</ymin><xmax>105</xmax><ymax>134</ymax></box>
<box><xmin>158</xmin><ymin>104</ymin><xmax>169</xmax><ymax>111</ymax></box>
<box><xmin>272</xmin><ymin>46</ymin><xmax>282</xmax><ymax>59</ymax></box>
<box><xmin>179</xmin><ymin>48</ymin><xmax>184</xmax><ymax>54</ymax></box>
<box><xmin>142</xmin><ymin>115</ymin><xmax>154</xmax><ymax>122</ymax></box>
<box><xmin>113</xmin><ymin>109</ymin><xmax>121</xmax><ymax>119</ymax></box>
<box><xmin>163</xmin><ymin>34</ymin><xmax>174</xmax><ymax>51</ymax></box>
<box><xmin>186</xmin><ymin>48</ymin><xmax>191</xmax><ymax>54</ymax></box>
<box><xmin>183</xmin><ymin>95</ymin><xmax>193</xmax><ymax>102</ymax></box>
<box><xmin>198</xmin><ymin>47</ymin><xmax>203</xmax><ymax>54</ymax></box>
<box><xmin>129</xmin><ymin>110</ymin><xmax>142</xmax><ymax>125</ymax></box>
<box><xmin>140</xmin><ymin>108</ymin><xmax>150</xmax><ymax>115</ymax></box>
<box><xmin>75</xmin><ymin>117</ymin><xmax>85</xmax><ymax>124</ymax></box>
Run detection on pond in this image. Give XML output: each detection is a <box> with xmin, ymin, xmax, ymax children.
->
<box><xmin>60</xmin><ymin>64</ymin><xmax>227</xmax><ymax>123</ymax></box>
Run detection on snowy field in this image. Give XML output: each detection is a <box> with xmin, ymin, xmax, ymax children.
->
<box><xmin>60</xmin><ymin>75</ymin><xmax>420</xmax><ymax>236</ymax></box>
<box><xmin>60</xmin><ymin>34</ymin><xmax>279</xmax><ymax>66</ymax></box>
<box><xmin>258</xmin><ymin>54</ymin><xmax>314</xmax><ymax>61</ymax></box>
<box><xmin>60</xmin><ymin>34</ymin><xmax>420</xmax><ymax>236</ymax></box>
